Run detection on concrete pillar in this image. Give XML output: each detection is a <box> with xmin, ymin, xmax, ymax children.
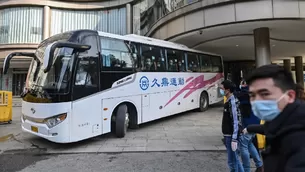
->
<box><xmin>254</xmin><ymin>28</ymin><xmax>271</xmax><ymax>67</ymax></box>
<box><xmin>283</xmin><ymin>59</ymin><xmax>291</xmax><ymax>72</ymax></box>
<box><xmin>294</xmin><ymin>56</ymin><xmax>304</xmax><ymax>87</ymax></box>
<box><xmin>126</xmin><ymin>3</ymin><xmax>133</xmax><ymax>34</ymax></box>
<box><xmin>43</xmin><ymin>6</ymin><xmax>51</xmax><ymax>39</ymax></box>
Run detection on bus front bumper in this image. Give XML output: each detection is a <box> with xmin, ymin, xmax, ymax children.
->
<box><xmin>21</xmin><ymin>117</ymin><xmax>70</xmax><ymax>143</ymax></box>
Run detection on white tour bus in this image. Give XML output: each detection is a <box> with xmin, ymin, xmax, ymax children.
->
<box><xmin>3</xmin><ymin>30</ymin><xmax>224</xmax><ymax>143</ymax></box>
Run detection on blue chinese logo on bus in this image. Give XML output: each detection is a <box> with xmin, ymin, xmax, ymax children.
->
<box><xmin>139</xmin><ymin>76</ymin><xmax>185</xmax><ymax>90</ymax></box>
<box><xmin>139</xmin><ymin>76</ymin><xmax>150</xmax><ymax>90</ymax></box>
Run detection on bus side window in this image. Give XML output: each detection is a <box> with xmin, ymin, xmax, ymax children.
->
<box><xmin>75</xmin><ymin>60</ymin><xmax>91</xmax><ymax>86</ymax></box>
<box><xmin>72</xmin><ymin>35</ymin><xmax>100</xmax><ymax>100</ymax></box>
<box><xmin>141</xmin><ymin>45</ymin><xmax>164</xmax><ymax>72</ymax></box>
<box><xmin>211</xmin><ymin>56</ymin><xmax>223</xmax><ymax>72</ymax></box>
<box><xmin>76</xmin><ymin>35</ymin><xmax>99</xmax><ymax>87</ymax></box>
<box><xmin>156</xmin><ymin>55</ymin><xmax>166</xmax><ymax>72</ymax></box>
<box><xmin>87</xmin><ymin>59</ymin><xmax>99</xmax><ymax>86</ymax></box>
<box><xmin>101</xmin><ymin>37</ymin><xmax>133</xmax><ymax>71</ymax></box>
<box><xmin>166</xmin><ymin>49</ymin><xmax>184</xmax><ymax>72</ymax></box>
<box><xmin>186</xmin><ymin>53</ymin><xmax>199</xmax><ymax>72</ymax></box>
<box><xmin>129</xmin><ymin>43</ymin><xmax>139</xmax><ymax>69</ymax></box>
<box><xmin>199</xmin><ymin>55</ymin><xmax>212</xmax><ymax>72</ymax></box>
<box><xmin>73</xmin><ymin>57</ymin><xmax>100</xmax><ymax>100</ymax></box>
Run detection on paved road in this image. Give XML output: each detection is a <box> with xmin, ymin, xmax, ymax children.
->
<box><xmin>0</xmin><ymin>151</ymin><xmax>229</xmax><ymax>172</ymax></box>
<box><xmin>0</xmin><ymin>103</ymin><xmax>225</xmax><ymax>154</ymax></box>
<box><xmin>0</xmin><ymin>101</ymin><xmax>257</xmax><ymax>172</ymax></box>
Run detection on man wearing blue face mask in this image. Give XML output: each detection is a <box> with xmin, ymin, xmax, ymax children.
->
<box><xmin>220</xmin><ymin>80</ymin><xmax>244</xmax><ymax>172</ymax></box>
<box><xmin>244</xmin><ymin>64</ymin><xmax>305</xmax><ymax>172</ymax></box>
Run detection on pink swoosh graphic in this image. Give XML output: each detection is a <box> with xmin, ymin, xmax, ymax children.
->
<box><xmin>164</xmin><ymin>73</ymin><xmax>223</xmax><ymax>107</ymax></box>
<box><xmin>186</xmin><ymin>77</ymin><xmax>194</xmax><ymax>83</ymax></box>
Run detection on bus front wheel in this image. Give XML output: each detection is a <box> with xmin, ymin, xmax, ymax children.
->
<box><xmin>115</xmin><ymin>104</ymin><xmax>129</xmax><ymax>138</ymax></box>
<box><xmin>198</xmin><ymin>92</ymin><xmax>209</xmax><ymax>112</ymax></box>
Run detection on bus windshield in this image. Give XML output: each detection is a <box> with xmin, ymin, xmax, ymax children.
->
<box><xmin>25</xmin><ymin>33</ymin><xmax>74</xmax><ymax>97</ymax></box>
<box><xmin>32</xmin><ymin>48</ymin><xmax>74</xmax><ymax>94</ymax></box>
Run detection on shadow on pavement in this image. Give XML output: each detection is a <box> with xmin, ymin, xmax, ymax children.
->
<box><xmin>136</xmin><ymin>102</ymin><xmax>223</xmax><ymax>129</ymax></box>
<box><xmin>0</xmin><ymin>153</ymin><xmax>54</xmax><ymax>172</ymax></box>
<box><xmin>2</xmin><ymin>103</ymin><xmax>224</xmax><ymax>154</ymax></box>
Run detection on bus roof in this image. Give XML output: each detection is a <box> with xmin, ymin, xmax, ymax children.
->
<box><xmin>97</xmin><ymin>31</ymin><xmax>221</xmax><ymax>57</ymax></box>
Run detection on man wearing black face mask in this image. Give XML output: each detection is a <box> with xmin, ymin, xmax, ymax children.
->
<box><xmin>245</xmin><ymin>64</ymin><xmax>305</xmax><ymax>172</ymax></box>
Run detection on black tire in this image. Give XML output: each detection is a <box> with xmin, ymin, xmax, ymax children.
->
<box><xmin>198</xmin><ymin>92</ymin><xmax>209</xmax><ymax>112</ymax></box>
<box><xmin>111</xmin><ymin>121</ymin><xmax>116</xmax><ymax>133</ymax></box>
<box><xmin>115</xmin><ymin>104</ymin><xmax>129</xmax><ymax>138</ymax></box>
<box><xmin>128</xmin><ymin>106</ymin><xmax>139</xmax><ymax>129</ymax></box>
<box><xmin>8</xmin><ymin>120</ymin><xmax>12</xmax><ymax>124</ymax></box>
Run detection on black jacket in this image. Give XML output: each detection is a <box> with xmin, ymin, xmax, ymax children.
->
<box><xmin>221</xmin><ymin>95</ymin><xmax>243</xmax><ymax>141</ymax></box>
<box><xmin>234</xmin><ymin>90</ymin><xmax>252</xmax><ymax>119</ymax></box>
<box><xmin>250</xmin><ymin>100</ymin><xmax>305</xmax><ymax>172</ymax></box>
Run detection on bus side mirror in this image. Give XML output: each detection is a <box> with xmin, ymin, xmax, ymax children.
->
<box><xmin>43</xmin><ymin>41</ymin><xmax>91</xmax><ymax>73</ymax></box>
<box><xmin>3</xmin><ymin>53</ymin><xmax>13</xmax><ymax>74</ymax></box>
<box><xmin>3</xmin><ymin>52</ymin><xmax>36</xmax><ymax>74</ymax></box>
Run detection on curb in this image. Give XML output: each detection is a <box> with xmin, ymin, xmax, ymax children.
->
<box><xmin>1</xmin><ymin>148</ymin><xmax>227</xmax><ymax>156</ymax></box>
<box><xmin>12</xmin><ymin>97</ymin><xmax>21</xmax><ymax>107</ymax></box>
<box><xmin>13</xmin><ymin>104</ymin><xmax>21</xmax><ymax>107</ymax></box>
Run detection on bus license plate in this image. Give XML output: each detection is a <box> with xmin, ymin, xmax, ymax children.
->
<box><xmin>31</xmin><ymin>126</ymin><xmax>38</xmax><ymax>133</ymax></box>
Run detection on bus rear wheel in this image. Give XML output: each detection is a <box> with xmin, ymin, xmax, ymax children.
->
<box><xmin>115</xmin><ymin>104</ymin><xmax>129</xmax><ymax>138</ymax></box>
<box><xmin>198</xmin><ymin>92</ymin><xmax>209</xmax><ymax>112</ymax></box>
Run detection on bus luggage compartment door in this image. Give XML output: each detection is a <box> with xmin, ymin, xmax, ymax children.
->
<box><xmin>142</xmin><ymin>94</ymin><xmax>149</xmax><ymax>107</ymax></box>
<box><xmin>141</xmin><ymin>94</ymin><xmax>150</xmax><ymax>123</ymax></box>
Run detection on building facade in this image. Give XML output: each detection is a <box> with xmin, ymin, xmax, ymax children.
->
<box><xmin>0</xmin><ymin>0</ymin><xmax>131</xmax><ymax>95</ymax></box>
<box><xmin>0</xmin><ymin>0</ymin><xmax>199</xmax><ymax>95</ymax></box>
<box><xmin>1</xmin><ymin>0</ymin><xmax>305</xmax><ymax>95</ymax></box>
<box><xmin>144</xmin><ymin>0</ymin><xmax>305</xmax><ymax>86</ymax></box>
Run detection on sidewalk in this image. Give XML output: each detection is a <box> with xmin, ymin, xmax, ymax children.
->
<box><xmin>0</xmin><ymin>104</ymin><xmax>226</xmax><ymax>155</ymax></box>
<box><xmin>12</xmin><ymin>97</ymin><xmax>22</xmax><ymax>107</ymax></box>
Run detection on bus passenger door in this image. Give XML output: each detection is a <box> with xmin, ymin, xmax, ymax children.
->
<box><xmin>71</xmin><ymin>35</ymin><xmax>102</xmax><ymax>141</ymax></box>
<box><xmin>72</xmin><ymin>57</ymin><xmax>99</xmax><ymax>100</ymax></box>
<box><xmin>72</xmin><ymin>35</ymin><xmax>100</xmax><ymax>100</ymax></box>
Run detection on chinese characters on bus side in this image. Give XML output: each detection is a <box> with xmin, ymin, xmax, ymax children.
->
<box><xmin>139</xmin><ymin>76</ymin><xmax>184</xmax><ymax>90</ymax></box>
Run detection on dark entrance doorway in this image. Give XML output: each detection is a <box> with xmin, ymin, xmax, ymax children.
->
<box><xmin>12</xmin><ymin>70</ymin><xmax>27</xmax><ymax>96</ymax></box>
<box><xmin>224</xmin><ymin>61</ymin><xmax>256</xmax><ymax>87</ymax></box>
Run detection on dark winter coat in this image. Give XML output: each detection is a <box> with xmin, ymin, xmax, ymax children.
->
<box><xmin>248</xmin><ymin>100</ymin><xmax>305</xmax><ymax>172</ymax></box>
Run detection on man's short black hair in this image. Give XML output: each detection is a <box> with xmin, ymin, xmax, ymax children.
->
<box><xmin>240</xmin><ymin>80</ymin><xmax>247</xmax><ymax>85</ymax></box>
<box><xmin>246</xmin><ymin>64</ymin><xmax>295</xmax><ymax>92</ymax></box>
<box><xmin>221</xmin><ymin>80</ymin><xmax>235</xmax><ymax>93</ymax></box>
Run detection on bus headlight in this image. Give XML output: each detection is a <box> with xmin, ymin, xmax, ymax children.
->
<box><xmin>44</xmin><ymin>113</ymin><xmax>67</xmax><ymax>128</ymax></box>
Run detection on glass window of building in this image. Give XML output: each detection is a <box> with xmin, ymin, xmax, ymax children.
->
<box><xmin>133</xmin><ymin>0</ymin><xmax>199</xmax><ymax>35</ymax></box>
<box><xmin>0</xmin><ymin>7</ymin><xmax>43</xmax><ymax>44</ymax></box>
<box><xmin>51</xmin><ymin>7</ymin><xmax>127</xmax><ymax>36</ymax></box>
